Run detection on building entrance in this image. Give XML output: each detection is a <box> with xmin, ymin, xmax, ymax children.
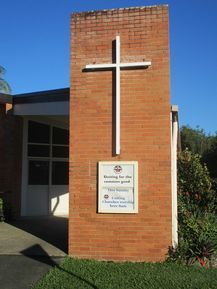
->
<box><xmin>21</xmin><ymin>119</ymin><xmax>69</xmax><ymax>216</ymax></box>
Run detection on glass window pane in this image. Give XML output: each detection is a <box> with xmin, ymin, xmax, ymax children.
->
<box><xmin>52</xmin><ymin>127</ymin><xmax>69</xmax><ymax>145</ymax></box>
<box><xmin>52</xmin><ymin>162</ymin><xmax>69</xmax><ymax>185</ymax></box>
<box><xmin>52</xmin><ymin>146</ymin><xmax>69</xmax><ymax>158</ymax></box>
<box><xmin>28</xmin><ymin>121</ymin><xmax>50</xmax><ymax>144</ymax></box>
<box><xmin>28</xmin><ymin>145</ymin><xmax>50</xmax><ymax>157</ymax></box>
<box><xmin>28</xmin><ymin>161</ymin><xmax>49</xmax><ymax>185</ymax></box>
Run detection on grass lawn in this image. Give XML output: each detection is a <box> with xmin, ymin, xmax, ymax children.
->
<box><xmin>32</xmin><ymin>257</ymin><xmax>217</xmax><ymax>289</ymax></box>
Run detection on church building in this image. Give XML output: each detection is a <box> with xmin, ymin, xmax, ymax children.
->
<box><xmin>0</xmin><ymin>4</ymin><xmax>179</xmax><ymax>262</ymax></box>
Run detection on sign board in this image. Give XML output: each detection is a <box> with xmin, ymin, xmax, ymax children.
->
<box><xmin>98</xmin><ymin>161</ymin><xmax>138</xmax><ymax>213</ymax></box>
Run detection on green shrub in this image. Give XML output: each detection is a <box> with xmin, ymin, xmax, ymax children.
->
<box><xmin>178</xmin><ymin>209</ymin><xmax>217</xmax><ymax>265</ymax></box>
<box><xmin>210</xmin><ymin>179</ymin><xmax>217</xmax><ymax>215</ymax></box>
<box><xmin>178</xmin><ymin>149</ymin><xmax>212</xmax><ymax>211</ymax></box>
<box><xmin>168</xmin><ymin>149</ymin><xmax>217</xmax><ymax>266</ymax></box>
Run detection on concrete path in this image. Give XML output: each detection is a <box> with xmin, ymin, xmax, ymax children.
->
<box><xmin>0</xmin><ymin>216</ymin><xmax>68</xmax><ymax>288</ymax></box>
<box><xmin>0</xmin><ymin>216</ymin><xmax>68</xmax><ymax>256</ymax></box>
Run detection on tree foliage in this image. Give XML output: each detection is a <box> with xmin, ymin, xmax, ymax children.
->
<box><xmin>181</xmin><ymin>125</ymin><xmax>217</xmax><ymax>179</ymax></box>
<box><xmin>0</xmin><ymin>66</ymin><xmax>11</xmax><ymax>94</ymax></box>
<box><xmin>203</xmin><ymin>136</ymin><xmax>217</xmax><ymax>180</ymax></box>
<box><xmin>180</xmin><ymin>126</ymin><xmax>212</xmax><ymax>155</ymax></box>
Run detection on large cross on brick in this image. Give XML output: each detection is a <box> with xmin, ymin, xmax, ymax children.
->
<box><xmin>85</xmin><ymin>35</ymin><xmax>151</xmax><ymax>155</ymax></box>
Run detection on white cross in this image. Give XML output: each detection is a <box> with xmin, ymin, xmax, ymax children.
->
<box><xmin>85</xmin><ymin>35</ymin><xmax>151</xmax><ymax>155</ymax></box>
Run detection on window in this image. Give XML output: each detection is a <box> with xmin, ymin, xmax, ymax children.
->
<box><xmin>28</xmin><ymin>160</ymin><xmax>49</xmax><ymax>185</ymax></box>
<box><xmin>27</xmin><ymin>121</ymin><xmax>69</xmax><ymax>185</ymax></box>
<box><xmin>52</xmin><ymin>146</ymin><xmax>69</xmax><ymax>158</ymax></box>
<box><xmin>52</xmin><ymin>162</ymin><xmax>69</xmax><ymax>185</ymax></box>
<box><xmin>28</xmin><ymin>145</ymin><xmax>50</xmax><ymax>157</ymax></box>
<box><xmin>53</xmin><ymin>127</ymin><xmax>69</xmax><ymax>145</ymax></box>
<box><xmin>28</xmin><ymin>121</ymin><xmax>49</xmax><ymax>143</ymax></box>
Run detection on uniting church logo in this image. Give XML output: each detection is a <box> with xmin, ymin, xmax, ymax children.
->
<box><xmin>113</xmin><ymin>165</ymin><xmax>122</xmax><ymax>174</ymax></box>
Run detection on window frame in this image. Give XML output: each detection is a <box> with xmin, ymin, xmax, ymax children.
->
<box><xmin>27</xmin><ymin>120</ymin><xmax>69</xmax><ymax>186</ymax></box>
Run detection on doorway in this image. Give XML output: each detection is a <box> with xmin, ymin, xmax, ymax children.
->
<box><xmin>21</xmin><ymin>119</ymin><xmax>69</xmax><ymax>216</ymax></box>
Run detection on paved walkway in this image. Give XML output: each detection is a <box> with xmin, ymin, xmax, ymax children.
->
<box><xmin>0</xmin><ymin>255</ymin><xmax>63</xmax><ymax>289</ymax></box>
<box><xmin>0</xmin><ymin>216</ymin><xmax>68</xmax><ymax>289</ymax></box>
<box><xmin>0</xmin><ymin>216</ymin><xmax>68</xmax><ymax>256</ymax></box>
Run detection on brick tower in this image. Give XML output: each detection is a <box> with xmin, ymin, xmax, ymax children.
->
<box><xmin>69</xmin><ymin>5</ymin><xmax>171</xmax><ymax>262</ymax></box>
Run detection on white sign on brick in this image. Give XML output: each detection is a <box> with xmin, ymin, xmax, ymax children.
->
<box><xmin>98</xmin><ymin>161</ymin><xmax>138</xmax><ymax>213</ymax></box>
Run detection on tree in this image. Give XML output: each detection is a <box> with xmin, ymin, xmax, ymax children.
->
<box><xmin>203</xmin><ymin>136</ymin><xmax>217</xmax><ymax>180</ymax></box>
<box><xmin>0</xmin><ymin>66</ymin><xmax>11</xmax><ymax>94</ymax></box>
<box><xmin>180</xmin><ymin>126</ymin><xmax>212</xmax><ymax>155</ymax></box>
<box><xmin>180</xmin><ymin>125</ymin><xmax>217</xmax><ymax>179</ymax></box>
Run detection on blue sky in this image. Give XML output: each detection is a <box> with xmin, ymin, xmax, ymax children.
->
<box><xmin>1</xmin><ymin>0</ymin><xmax>217</xmax><ymax>133</ymax></box>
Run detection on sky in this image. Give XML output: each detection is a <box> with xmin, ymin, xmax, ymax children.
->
<box><xmin>1</xmin><ymin>0</ymin><xmax>217</xmax><ymax>134</ymax></box>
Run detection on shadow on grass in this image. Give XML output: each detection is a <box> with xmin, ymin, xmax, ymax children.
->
<box><xmin>21</xmin><ymin>244</ymin><xmax>99</xmax><ymax>289</ymax></box>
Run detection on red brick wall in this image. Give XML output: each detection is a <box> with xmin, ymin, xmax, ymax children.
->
<box><xmin>0</xmin><ymin>105</ymin><xmax>23</xmax><ymax>218</ymax></box>
<box><xmin>69</xmin><ymin>5</ymin><xmax>171</xmax><ymax>262</ymax></box>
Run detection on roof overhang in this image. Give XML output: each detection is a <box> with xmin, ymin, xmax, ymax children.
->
<box><xmin>13</xmin><ymin>88</ymin><xmax>69</xmax><ymax>116</ymax></box>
